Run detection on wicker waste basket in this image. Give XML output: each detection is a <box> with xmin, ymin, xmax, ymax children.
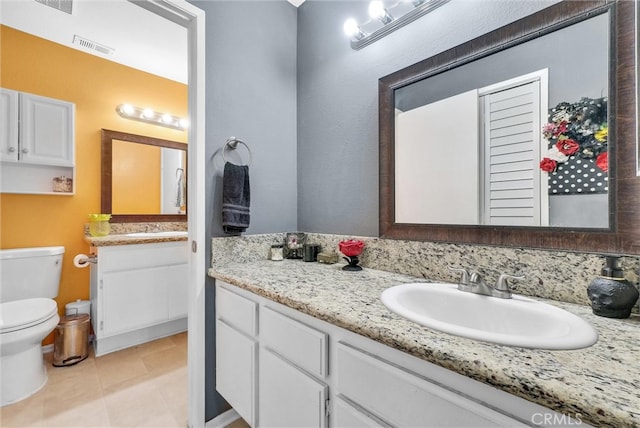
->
<box><xmin>53</xmin><ymin>314</ymin><xmax>90</xmax><ymax>367</ymax></box>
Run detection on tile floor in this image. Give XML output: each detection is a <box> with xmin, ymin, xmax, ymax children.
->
<box><xmin>0</xmin><ymin>332</ymin><xmax>187</xmax><ymax>427</ymax></box>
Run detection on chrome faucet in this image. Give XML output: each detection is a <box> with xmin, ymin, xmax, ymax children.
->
<box><xmin>448</xmin><ymin>266</ymin><xmax>523</xmax><ymax>299</ymax></box>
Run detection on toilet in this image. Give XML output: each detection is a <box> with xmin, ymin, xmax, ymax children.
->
<box><xmin>0</xmin><ymin>246</ymin><xmax>64</xmax><ymax>407</ymax></box>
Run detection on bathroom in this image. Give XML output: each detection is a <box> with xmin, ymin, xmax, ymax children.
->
<box><xmin>1</xmin><ymin>0</ymin><xmax>639</xmax><ymax>427</ymax></box>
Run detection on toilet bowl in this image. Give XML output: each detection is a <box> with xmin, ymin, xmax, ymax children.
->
<box><xmin>1</xmin><ymin>298</ymin><xmax>60</xmax><ymax>406</ymax></box>
<box><xmin>0</xmin><ymin>246</ymin><xmax>64</xmax><ymax>407</ymax></box>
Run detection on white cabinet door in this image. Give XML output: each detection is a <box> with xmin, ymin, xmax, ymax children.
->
<box><xmin>19</xmin><ymin>92</ymin><xmax>74</xmax><ymax>167</ymax></box>
<box><xmin>101</xmin><ymin>266</ymin><xmax>171</xmax><ymax>336</ymax></box>
<box><xmin>259</xmin><ymin>348</ymin><xmax>328</xmax><ymax>428</ymax></box>
<box><xmin>216</xmin><ymin>320</ymin><xmax>257</xmax><ymax>427</ymax></box>
<box><xmin>0</xmin><ymin>88</ymin><xmax>19</xmax><ymax>162</ymax></box>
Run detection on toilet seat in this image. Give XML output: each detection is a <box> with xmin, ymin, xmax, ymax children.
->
<box><xmin>0</xmin><ymin>298</ymin><xmax>58</xmax><ymax>334</ymax></box>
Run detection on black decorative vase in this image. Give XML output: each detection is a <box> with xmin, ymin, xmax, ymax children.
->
<box><xmin>342</xmin><ymin>256</ymin><xmax>362</xmax><ymax>271</ymax></box>
<box><xmin>587</xmin><ymin>256</ymin><xmax>639</xmax><ymax>319</ymax></box>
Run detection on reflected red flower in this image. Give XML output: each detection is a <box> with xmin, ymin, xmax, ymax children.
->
<box><xmin>553</xmin><ymin>121</ymin><xmax>568</xmax><ymax>137</ymax></box>
<box><xmin>539</xmin><ymin>158</ymin><xmax>557</xmax><ymax>173</ymax></box>
<box><xmin>596</xmin><ymin>152</ymin><xmax>608</xmax><ymax>172</ymax></box>
<box><xmin>556</xmin><ymin>139</ymin><xmax>580</xmax><ymax>156</ymax></box>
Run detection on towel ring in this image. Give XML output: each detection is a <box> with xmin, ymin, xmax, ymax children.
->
<box><xmin>223</xmin><ymin>137</ymin><xmax>252</xmax><ymax>166</ymax></box>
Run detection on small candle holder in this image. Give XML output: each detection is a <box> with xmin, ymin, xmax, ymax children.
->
<box><xmin>52</xmin><ymin>176</ymin><xmax>72</xmax><ymax>193</ymax></box>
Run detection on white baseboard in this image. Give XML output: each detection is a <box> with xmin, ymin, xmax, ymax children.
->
<box><xmin>205</xmin><ymin>409</ymin><xmax>240</xmax><ymax>428</ymax></box>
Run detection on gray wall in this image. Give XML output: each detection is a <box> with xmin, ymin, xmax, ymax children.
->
<box><xmin>297</xmin><ymin>0</ymin><xmax>559</xmax><ymax>236</ymax></box>
<box><xmin>189</xmin><ymin>0</ymin><xmax>298</xmax><ymax>420</ymax></box>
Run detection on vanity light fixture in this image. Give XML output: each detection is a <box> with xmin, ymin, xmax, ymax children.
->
<box><xmin>345</xmin><ymin>0</ymin><xmax>450</xmax><ymax>50</ymax></box>
<box><xmin>116</xmin><ymin>104</ymin><xmax>188</xmax><ymax>131</ymax></box>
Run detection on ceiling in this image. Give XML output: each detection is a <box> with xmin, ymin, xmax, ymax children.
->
<box><xmin>1</xmin><ymin>0</ymin><xmax>304</xmax><ymax>85</ymax></box>
<box><xmin>1</xmin><ymin>0</ymin><xmax>188</xmax><ymax>83</ymax></box>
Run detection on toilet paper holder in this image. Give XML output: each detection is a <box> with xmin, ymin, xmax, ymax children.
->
<box><xmin>73</xmin><ymin>253</ymin><xmax>97</xmax><ymax>267</ymax></box>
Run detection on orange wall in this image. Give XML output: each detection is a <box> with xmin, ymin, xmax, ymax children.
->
<box><xmin>0</xmin><ymin>26</ymin><xmax>188</xmax><ymax>342</ymax></box>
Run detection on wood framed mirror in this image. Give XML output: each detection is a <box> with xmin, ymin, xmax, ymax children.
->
<box><xmin>379</xmin><ymin>0</ymin><xmax>639</xmax><ymax>254</ymax></box>
<box><xmin>101</xmin><ymin>129</ymin><xmax>187</xmax><ymax>223</ymax></box>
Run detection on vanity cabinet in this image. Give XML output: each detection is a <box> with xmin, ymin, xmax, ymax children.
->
<box><xmin>216</xmin><ymin>281</ymin><xmax>581</xmax><ymax>428</ymax></box>
<box><xmin>90</xmin><ymin>241</ymin><xmax>188</xmax><ymax>356</ymax></box>
<box><xmin>0</xmin><ymin>88</ymin><xmax>75</xmax><ymax>194</ymax></box>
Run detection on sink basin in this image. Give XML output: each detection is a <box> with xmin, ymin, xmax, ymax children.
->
<box><xmin>125</xmin><ymin>231</ymin><xmax>188</xmax><ymax>238</ymax></box>
<box><xmin>381</xmin><ymin>282</ymin><xmax>598</xmax><ymax>350</ymax></box>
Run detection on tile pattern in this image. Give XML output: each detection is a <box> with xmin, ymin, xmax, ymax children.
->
<box><xmin>0</xmin><ymin>333</ymin><xmax>187</xmax><ymax>427</ymax></box>
<box><xmin>209</xmin><ymin>255</ymin><xmax>640</xmax><ymax>427</ymax></box>
<box><xmin>211</xmin><ymin>233</ymin><xmax>640</xmax><ymax>312</ymax></box>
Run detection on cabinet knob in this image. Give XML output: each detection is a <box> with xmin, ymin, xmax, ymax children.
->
<box><xmin>21</xmin><ymin>148</ymin><xmax>29</xmax><ymax>154</ymax></box>
<box><xmin>8</xmin><ymin>147</ymin><xmax>16</xmax><ymax>153</ymax></box>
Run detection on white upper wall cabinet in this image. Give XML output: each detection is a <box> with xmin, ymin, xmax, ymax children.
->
<box><xmin>0</xmin><ymin>88</ymin><xmax>75</xmax><ymax>195</ymax></box>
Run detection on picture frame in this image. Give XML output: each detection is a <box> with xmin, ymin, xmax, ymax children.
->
<box><xmin>284</xmin><ymin>232</ymin><xmax>306</xmax><ymax>259</ymax></box>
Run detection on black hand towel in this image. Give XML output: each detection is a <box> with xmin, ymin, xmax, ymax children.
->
<box><xmin>222</xmin><ymin>162</ymin><xmax>250</xmax><ymax>234</ymax></box>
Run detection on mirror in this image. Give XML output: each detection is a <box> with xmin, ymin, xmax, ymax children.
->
<box><xmin>380</xmin><ymin>1</ymin><xmax>640</xmax><ymax>254</ymax></box>
<box><xmin>101</xmin><ymin>129</ymin><xmax>187</xmax><ymax>222</ymax></box>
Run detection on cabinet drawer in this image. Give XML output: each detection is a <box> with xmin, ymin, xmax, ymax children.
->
<box><xmin>334</xmin><ymin>396</ymin><xmax>387</xmax><ymax>428</ymax></box>
<box><xmin>336</xmin><ymin>342</ymin><xmax>524</xmax><ymax>427</ymax></box>
<box><xmin>261</xmin><ymin>306</ymin><xmax>328</xmax><ymax>379</ymax></box>
<box><xmin>100</xmin><ymin>242</ymin><xmax>188</xmax><ymax>272</ymax></box>
<box><xmin>216</xmin><ymin>284</ymin><xmax>257</xmax><ymax>337</ymax></box>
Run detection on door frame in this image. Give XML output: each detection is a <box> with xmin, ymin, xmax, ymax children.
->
<box><xmin>129</xmin><ymin>1</ymin><xmax>206</xmax><ymax>426</ymax></box>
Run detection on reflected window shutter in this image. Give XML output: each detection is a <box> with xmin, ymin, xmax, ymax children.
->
<box><xmin>481</xmin><ymin>81</ymin><xmax>542</xmax><ymax>226</ymax></box>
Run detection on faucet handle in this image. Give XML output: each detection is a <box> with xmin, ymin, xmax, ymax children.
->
<box><xmin>447</xmin><ymin>266</ymin><xmax>470</xmax><ymax>284</ymax></box>
<box><xmin>495</xmin><ymin>273</ymin><xmax>525</xmax><ymax>291</ymax></box>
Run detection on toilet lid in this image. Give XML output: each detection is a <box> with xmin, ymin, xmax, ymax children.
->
<box><xmin>0</xmin><ymin>298</ymin><xmax>58</xmax><ymax>333</ymax></box>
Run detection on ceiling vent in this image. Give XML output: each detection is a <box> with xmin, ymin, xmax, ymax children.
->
<box><xmin>34</xmin><ymin>0</ymin><xmax>73</xmax><ymax>15</ymax></box>
<box><xmin>72</xmin><ymin>35</ymin><xmax>115</xmax><ymax>56</ymax></box>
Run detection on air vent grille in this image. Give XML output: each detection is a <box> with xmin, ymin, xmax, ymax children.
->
<box><xmin>72</xmin><ymin>35</ymin><xmax>115</xmax><ymax>56</ymax></box>
<box><xmin>34</xmin><ymin>0</ymin><xmax>73</xmax><ymax>14</ymax></box>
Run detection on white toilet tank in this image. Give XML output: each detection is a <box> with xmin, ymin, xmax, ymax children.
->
<box><xmin>0</xmin><ymin>246</ymin><xmax>64</xmax><ymax>303</ymax></box>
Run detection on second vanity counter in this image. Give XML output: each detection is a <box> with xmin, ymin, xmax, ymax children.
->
<box><xmin>208</xmin><ymin>259</ymin><xmax>639</xmax><ymax>427</ymax></box>
<box><xmin>84</xmin><ymin>232</ymin><xmax>187</xmax><ymax>247</ymax></box>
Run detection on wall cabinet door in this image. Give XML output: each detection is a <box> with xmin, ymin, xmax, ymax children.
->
<box><xmin>0</xmin><ymin>88</ymin><xmax>19</xmax><ymax>162</ymax></box>
<box><xmin>259</xmin><ymin>348</ymin><xmax>328</xmax><ymax>428</ymax></box>
<box><xmin>0</xmin><ymin>88</ymin><xmax>75</xmax><ymax>194</ymax></box>
<box><xmin>19</xmin><ymin>92</ymin><xmax>74</xmax><ymax>167</ymax></box>
<box><xmin>216</xmin><ymin>320</ymin><xmax>257</xmax><ymax>427</ymax></box>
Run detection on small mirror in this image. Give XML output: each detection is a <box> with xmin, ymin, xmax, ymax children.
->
<box><xmin>101</xmin><ymin>129</ymin><xmax>187</xmax><ymax>222</ymax></box>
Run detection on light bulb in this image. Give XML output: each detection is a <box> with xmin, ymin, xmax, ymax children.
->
<box><xmin>121</xmin><ymin>104</ymin><xmax>135</xmax><ymax>116</ymax></box>
<box><xmin>369</xmin><ymin>0</ymin><xmax>393</xmax><ymax>24</ymax></box>
<box><xmin>343</xmin><ymin>19</ymin><xmax>359</xmax><ymax>37</ymax></box>
<box><xmin>179</xmin><ymin>118</ymin><xmax>190</xmax><ymax>129</ymax></box>
<box><xmin>343</xmin><ymin>18</ymin><xmax>367</xmax><ymax>40</ymax></box>
<box><xmin>161</xmin><ymin>113</ymin><xmax>173</xmax><ymax>124</ymax></box>
<box><xmin>142</xmin><ymin>108</ymin><xmax>155</xmax><ymax>119</ymax></box>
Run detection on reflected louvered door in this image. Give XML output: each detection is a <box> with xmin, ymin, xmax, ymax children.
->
<box><xmin>481</xmin><ymin>81</ymin><xmax>547</xmax><ymax>226</ymax></box>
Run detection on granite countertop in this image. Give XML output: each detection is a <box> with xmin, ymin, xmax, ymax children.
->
<box><xmin>84</xmin><ymin>233</ymin><xmax>188</xmax><ymax>247</ymax></box>
<box><xmin>208</xmin><ymin>259</ymin><xmax>640</xmax><ymax>427</ymax></box>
